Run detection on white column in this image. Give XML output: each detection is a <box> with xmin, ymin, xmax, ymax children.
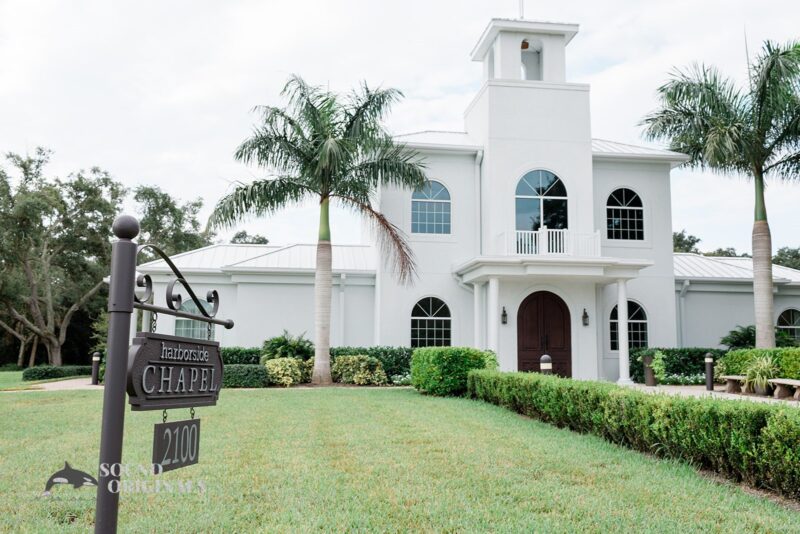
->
<box><xmin>473</xmin><ymin>282</ymin><xmax>485</xmax><ymax>348</ymax></box>
<box><xmin>129</xmin><ymin>308</ymin><xmax>140</xmax><ymax>340</ymax></box>
<box><xmin>617</xmin><ymin>279</ymin><xmax>632</xmax><ymax>385</ymax></box>
<box><xmin>487</xmin><ymin>277</ymin><xmax>500</xmax><ymax>353</ymax></box>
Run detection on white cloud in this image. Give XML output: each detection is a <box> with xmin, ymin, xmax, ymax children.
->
<box><xmin>0</xmin><ymin>0</ymin><xmax>798</xmax><ymax>251</ymax></box>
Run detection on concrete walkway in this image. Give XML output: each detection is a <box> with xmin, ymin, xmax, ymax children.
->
<box><xmin>629</xmin><ymin>383</ymin><xmax>799</xmax><ymax>406</ymax></box>
<box><xmin>4</xmin><ymin>376</ymin><xmax>104</xmax><ymax>392</ymax></box>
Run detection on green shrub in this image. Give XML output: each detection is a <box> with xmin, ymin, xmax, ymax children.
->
<box><xmin>720</xmin><ymin>325</ymin><xmax>797</xmax><ymax>349</ymax></box>
<box><xmin>222</xmin><ymin>364</ymin><xmax>269</xmax><ymax>388</ymax></box>
<box><xmin>22</xmin><ymin>365</ymin><xmax>92</xmax><ymax>381</ymax></box>
<box><xmin>467</xmin><ymin>370</ymin><xmax>800</xmax><ymax>499</ymax></box>
<box><xmin>719</xmin><ymin>347</ymin><xmax>800</xmax><ymax>380</ymax></box>
<box><xmin>299</xmin><ymin>358</ymin><xmax>314</xmax><ymax>383</ymax></box>
<box><xmin>330</xmin><ymin>346</ymin><xmax>412</xmax><ymax>377</ymax></box>
<box><xmin>744</xmin><ymin>355</ymin><xmax>779</xmax><ymax>391</ymax></box>
<box><xmin>262</xmin><ymin>331</ymin><xmax>314</xmax><ymax>362</ymax></box>
<box><xmin>411</xmin><ymin>347</ymin><xmax>495</xmax><ymax>396</ymax></box>
<box><xmin>331</xmin><ymin>355</ymin><xmax>387</xmax><ymax>385</ymax></box>
<box><xmin>220</xmin><ymin>347</ymin><xmax>262</xmax><ymax>365</ymax></box>
<box><xmin>390</xmin><ymin>372</ymin><xmax>412</xmax><ymax>386</ymax></box>
<box><xmin>629</xmin><ymin>347</ymin><xmax>724</xmax><ymax>383</ymax></box>
<box><xmin>264</xmin><ymin>357</ymin><xmax>302</xmax><ymax>387</ymax></box>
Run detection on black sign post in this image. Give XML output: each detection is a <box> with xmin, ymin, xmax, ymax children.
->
<box><xmin>95</xmin><ymin>215</ymin><xmax>139</xmax><ymax>534</ymax></box>
<box><xmin>94</xmin><ymin>215</ymin><xmax>233</xmax><ymax>534</ymax></box>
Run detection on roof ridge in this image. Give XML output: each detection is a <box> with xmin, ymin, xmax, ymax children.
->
<box><xmin>224</xmin><ymin>243</ymin><xmax>298</xmax><ymax>268</ymax></box>
<box><xmin>395</xmin><ymin>130</ymin><xmax>468</xmax><ymax>137</ymax></box>
<box><xmin>137</xmin><ymin>243</ymin><xmax>223</xmax><ymax>268</ymax></box>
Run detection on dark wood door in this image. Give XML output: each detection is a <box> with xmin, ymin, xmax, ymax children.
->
<box><xmin>517</xmin><ymin>291</ymin><xmax>572</xmax><ymax>377</ymax></box>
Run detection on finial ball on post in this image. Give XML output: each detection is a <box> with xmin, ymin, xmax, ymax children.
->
<box><xmin>112</xmin><ymin>215</ymin><xmax>140</xmax><ymax>239</ymax></box>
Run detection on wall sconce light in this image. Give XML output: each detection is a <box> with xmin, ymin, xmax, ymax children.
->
<box><xmin>501</xmin><ymin>306</ymin><xmax>508</xmax><ymax>325</ymax></box>
<box><xmin>582</xmin><ymin>308</ymin><xmax>589</xmax><ymax>326</ymax></box>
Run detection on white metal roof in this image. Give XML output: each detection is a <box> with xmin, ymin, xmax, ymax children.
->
<box><xmin>673</xmin><ymin>253</ymin><xmax>798</xmax><ymax>284</ymax></box>
<box><xmin>139</xmin><ymin>243</ymin><xmax>376</xmax><ymax>275</ymax></box>
<box><xmin>225</xmin><ymin>244</ymin><xmax>376</xmax><ymax>273</ymax></box>
<box><xmin>470</xmin><ymin>19</ymin><xmax>580</xmax><ymax>61</ymax></box>
<box><xmin>394</xmin><ymin>131</ymin><xmax>688</xmax><ymax>164</ymax></box>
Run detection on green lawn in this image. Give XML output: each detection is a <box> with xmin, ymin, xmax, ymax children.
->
<box><xmin>0</xmin><ymin>388</ymin><xmax>798</xmax><ymax>532</ymax></box>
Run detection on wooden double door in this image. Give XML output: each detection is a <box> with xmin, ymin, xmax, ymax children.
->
<box><xmin>517</xmin><ymin>291</ymin><xmax>572</xmax><ymax>377</ymax></box>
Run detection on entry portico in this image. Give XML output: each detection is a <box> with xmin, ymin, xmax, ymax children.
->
<box><xmin>457</xmin><ymin>252</ymin><xmax>651</xmax><ymax>382</ymax></box>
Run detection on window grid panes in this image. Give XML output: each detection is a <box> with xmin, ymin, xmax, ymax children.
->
<box><xmin>515</xmin><ymin>170</ymin><xmax>568</xmax><ymax>232</ymax></box>
<box><xmin>174</xmin><ymin>300</ymin><xmax>215</xmax><ymax>340</ymax></box>
<box><xmin>610</xmin><ymin>301</ymin><xmax>648</xmax><ymax>351</ymax></box>
<box><xmin>412</xmin><ymin>180</ymin><xmax>451</xmax><ymax>234</ymax></box>
<box><xmin>411</xmin><ymin>297</ymin><xmax>451</xmax><ymax>348</ymax></box>
<box><xmin>606</xmin><ymin>188</ymin><xmax>644</xmax><ymax>240</ymax></box>
<box><xmin>778</xmin><ymin>308</ymin><xmax>800</xmax><ymax>341</ymax></box>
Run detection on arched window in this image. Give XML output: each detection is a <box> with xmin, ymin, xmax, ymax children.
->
<box><xmin>515</xmin><ymin>170</ymin><xmax>568</xmax><ymax>232</ymax></box>
<box><xmin>610</xmin><ymin>301</ymin><xmax>648</xmax><ymax>350</ymax></box>
<box><xmin>174</xmin><ymin>300</ymin><xmax>214</xmax><ymax>340</ymax></box>
<box><xmin>607</xmin><ymin>188</ymin><xmax>644</xmax><ymax>240</ymax></box>
<box><xmin>412</xmin><ymin>180</ymin><xmax>451</xmax><ymax>234</ymax></box>
<box><xmin>411</xmin><ymin>297</ymin><xmax>451</xmax><ymax>347</ymax></box>
<box><xmin>778</xmin><ymin>309</ymin><xmax>800</xmax><ymax>341</ymax></box>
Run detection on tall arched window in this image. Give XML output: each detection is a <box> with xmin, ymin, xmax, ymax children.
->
<box><xmin>411</xmin><ymin>297</ymin><xmax>451</xmax><ymax>347</ymax></box>
<box><xmin>174</xmin><ymin>300</ymin><xmax>214</xmax><ymax>340</ymax></box>
<box><xmin>778</xmin><ymin>308</ymin><xmax>800</xmax><ymax>341</ymax></box>
<box><xmin>610</xmin><ymin>301</ymin><xmax>648</xmax><ymax>350</ymax></box>
<box><xmin>515</xmin><ymin>170</ymin><xmax>568</xmax><ymax>231</ymax></box>
<box><xmin>607</xmin><ymin>188</ymin><xmax>644</xmax><ymax>240</ymax></box>
<box><xmin>412</xmin><ymin>180</ymin><xmax>451</xmax><ymax>234</ymax></box>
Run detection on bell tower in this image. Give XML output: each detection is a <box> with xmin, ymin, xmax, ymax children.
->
<box><xmin>471</xmin><ymin>19</ymin><xmax>577</xmax><ymax>83</ymax></box>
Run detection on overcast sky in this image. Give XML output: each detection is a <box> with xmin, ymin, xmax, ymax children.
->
<box><xmin>1</xmin><ymin>0</ymin><xmax>798</xmax><ymax>253</ymax></box>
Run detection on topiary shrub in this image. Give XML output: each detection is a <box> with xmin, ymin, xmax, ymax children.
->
<box><xmin>220</xmin><ymin>347</ymin><xmax>262</xmax><ymax>365</ymax></box>
<box><xmin>467</xmin><ymin>369</ymin><xmax>800</xmax><ymax>499</ymax></box>
<box><xmin>330</xmin><ymin>346</ymin><xmax>412</xmax><ymax>377</ymax></box>
<box><xmin>411</xmin><ymin>347</ymin><xmax>495</xmax><ymax>396</ymax></box>
<box><xmin>264</xmin><ymin>357</ymin><xmax>303</xmax><ymax>387</ymax></box>
<box><xmin>222</xmin><ymin>364</ymin><xmax>268</xmax><ymax>388</ymax></box>
<box><xmin>719</xmin><ymin>347</ymin><xmax>800</xmax><ymax>380</ymax></box>
<box><xmin>629</xmin><ymin>347</ymin><xmax>724</xmax><ymax>383</ymax></box>
<box><xmin>261</xmin><ymin>331</ymin><xmax>314</xmax><ymax>362</ymax></box>
<box><xmin>331</xmin><ymin>355</ymin><xmax>387</xmax><ymax>385</ymax></box>
<box><xmin>22</xmin><ymin>365</ymin><xmax>92</xmax><ymax>381</ymax></box>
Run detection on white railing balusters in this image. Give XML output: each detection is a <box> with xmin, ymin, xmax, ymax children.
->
<box><xmin>512</xmin><ymin>229</ymin><xmax>599</xmax><ymax>257</ymax></box>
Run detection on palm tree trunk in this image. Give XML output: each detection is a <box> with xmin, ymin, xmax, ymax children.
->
<box><xmin>752</xmin><ymin>173</ymin><xmax>775</xmax><ymax>348</ymax></box>
<box><xmin>311</xmin><ymin>196</ymin><xmax>333</xmax><ymax>385</ymax></box>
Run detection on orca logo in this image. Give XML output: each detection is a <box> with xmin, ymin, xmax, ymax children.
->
<box><xmin>43</xmin><ymin>461</ymin><xmax>97</xmax><ymax>496</ymax></box>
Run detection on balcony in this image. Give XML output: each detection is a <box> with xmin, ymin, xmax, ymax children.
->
<box><xmin>502</xmin><ymin>228</ymin><xmax>601</xmax><ymax>257</ymax></box>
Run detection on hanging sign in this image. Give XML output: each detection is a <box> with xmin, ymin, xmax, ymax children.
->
<box><xmin>127</xmin><ymin>332</ymin><xmax>223</xmax><ymax>411</ymax></box>
<box><xmin>152</xmin><ymin>419</ymin><xmax>201</xmax><ymax>473</ymax></box>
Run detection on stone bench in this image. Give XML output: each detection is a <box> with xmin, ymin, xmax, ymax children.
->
<box><xmin>720</xmin><ymin>375</ymin><xmax>747</xmax><ymax>394</ymax></box>
<box><xmin>768</xmin><ymin>379</ymin><xmax>800</xmax><ymax>400</ymax></box>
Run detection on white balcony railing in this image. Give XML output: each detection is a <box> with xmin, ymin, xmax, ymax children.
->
<box><xmin>504</xmin><ymin>228</ymin><xmax>601</xmax><ymax>257</ymax></box>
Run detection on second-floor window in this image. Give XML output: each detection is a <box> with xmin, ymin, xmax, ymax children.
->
<box><xmin>175</xmin><ymin>300</ymin><xmax>215</xmax><ymax>340</ymax></box>
<box><xmin>515</xmin><ymin>170</ymin><xmax>568</xmax><ymax>232</ymax></box>
<box><xmin>412</xmin><ymin>180</ymin><xmax>451</xmax><ymax>234</ymax></box>
<box><xmin>606</xmin><ymin>188</ymin><xmax>644</xmax><ymax>240</ymax></box>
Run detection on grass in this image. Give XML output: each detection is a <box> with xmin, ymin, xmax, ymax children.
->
<box><xmin>0</xmin><ymin>388</ymin><xmax>798</xmax><ymax>532</ymax></box>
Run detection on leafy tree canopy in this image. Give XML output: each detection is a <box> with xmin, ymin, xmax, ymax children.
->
<box><xmin>230</xmin><ymin>230</ymin><xmax>269</xmax><ymax>244</ymax></box>
<box><xmin>134</xmin><ymin>185</ymin><xmax>214</xmax><ymax>262</ymax></box>
<box><xmin>774</xmin><ymin>246</ymin><xmax>800</xmax><ymax>270</ymax></box>
<box><xmin>673</xmin><ymin>230</ymin><xmax>701</xmax><ymax>253</ymax></box>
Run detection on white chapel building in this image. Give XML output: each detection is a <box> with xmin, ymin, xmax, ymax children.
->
<box><xmin>140</xmin><ymin>19</ymin><xmax>800</xmax><ymax>383</ymax></box>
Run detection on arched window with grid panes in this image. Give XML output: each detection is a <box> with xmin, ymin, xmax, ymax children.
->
<box><xmin>609</xmin><ymin>301</ymin><xmax>648</xmax><ymax>350</ymax></box>
<box><xmin>606</xmin><ymin>188</ymin><xmax>644</xmax><ymax>240</ymax></box>
<box><xmin>515</xmin><ymin>170</ymin><xmax>568</xmax><ymax>231</ymax></box>
<box><xmin>411</xmin><ymin>181</ymin><xmax>451</xmax><ymax>234</ymax></box>
<box><xmin>778</xmin><ymin>308</ymin><xmax>800</xmax><ymax>341</ymax></box>
<box><xmin>411</xmin><ymin>297</ymin><xmax>451</xmax><ymax>347</ymax></box>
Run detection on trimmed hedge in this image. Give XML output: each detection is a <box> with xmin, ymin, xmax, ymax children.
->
<box><xmin>411</xmin><ymin>347</ymin><xmax>496</xmax><ymax>396</ymax></box>
<box><xmin>719</xmin><ymin>348</ymin><xmax>800</xmax><ymax>380</ymax></box>
<box><xmin>222</xmin><ymin>364</ymin><xmax>268</xmax><ymax>388</ymax></box>
<box><xmin>332</xmin><ymin>355</ymin><xmax>387</xmax><ymax>385</ymax></box>
<box><xmin>467</xmin><ymin>370</ymin><xmax>800</xmax><ymax>499</ymax></box>
<box><xmin>22</xmin><ymin>365</ymin><xmax>92</xmax><ymax>381</ymax></box>
<box><xmin>220</xmin><ymin>347</ymin><xmax>262</xmax><ymax>365</ymax></box>
<box><xmin>330</xmin><ymin>346</ymin><xmax>412</xmax><ymax>377</ymax></box>
<box><xmin>629</xmin><ymin>347</ymin><xmax>725</xmax><ymax>384</ymax></box>
<box><xmin>264</xmin><ymin>358</ymin><xmax>303</xmax><ymax>387</ymax></box>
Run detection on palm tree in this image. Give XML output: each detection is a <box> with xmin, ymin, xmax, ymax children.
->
<box><xmin>209</xmin><ymin>76</ymin><xmax>427</xmax><ymax>384</ymax></box>
<box><xmin>643</xmin><ymin>41</ymin><xmax>800</xmax><ymax>348</ymax></box>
